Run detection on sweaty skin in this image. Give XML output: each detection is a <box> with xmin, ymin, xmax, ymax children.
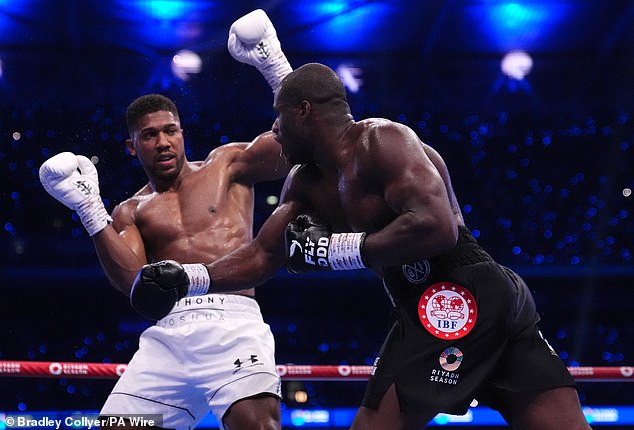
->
<box><xmin>92</xmin><ymin>110</ymin><xmax>289</xmax><ymax>297</ymax></box>
<box><xmin>201</xmin><ymin>63</ymin><xmax>590</xmax><ymax>430</ymax></box>
<box><xmin>283</xmin><ymin>119</ymin><xmax>460</xmax><ymax>264</ymax></box>
<box><xmin>204</xmin><ymin>118</ymin><xmax>459</xmax><ymax>289</ymax></box>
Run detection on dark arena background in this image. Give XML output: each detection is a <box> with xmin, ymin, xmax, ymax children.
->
<box><xmin>1</xmin><ymin>1</ymin><xmax>633</xmax><ymax>428</ymax></box>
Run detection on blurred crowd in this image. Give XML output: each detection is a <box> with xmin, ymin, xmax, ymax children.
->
<box><xmin>1</xmin><ymin>102</ymin><xmax>632</xmax><ymax>413</ymax></box>
<box><xmin>2</xmin><ymin>104</ymin><xmax>631</xmax><ymax>270</ymax></box>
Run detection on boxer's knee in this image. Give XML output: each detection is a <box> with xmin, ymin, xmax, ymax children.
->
<box><xmin>223</xmin><ymin>395</ymin><xmax>281</xmax><ymax>430</ymax></box>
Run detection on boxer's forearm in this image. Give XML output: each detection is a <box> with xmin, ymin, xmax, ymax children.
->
<box><xmin>93</xmin><ymin>227</ymin><xmax>147</xmax><ymax>296</ymax></box>
<box><xmin>362</xmin><ymin>210</ymin><xmax>458</xmax><ymax>267</ymax></box>
<box><xmin>206</xmin><ymin>241</ymin><xmax>285</xmax><ymax>292</ymax></box>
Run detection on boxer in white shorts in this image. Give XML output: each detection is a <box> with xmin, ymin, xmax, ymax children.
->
<box><xmin>39</xmin><ymin>9</ymin><xmax>293</xmax><ymax>430</ymax></box>
<box><xmin>101</xmin><ymin>294</ymin><xmax>281</xmax><ymax>429</ymax></box>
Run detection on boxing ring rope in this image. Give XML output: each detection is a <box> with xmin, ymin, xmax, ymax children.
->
<box><xmin>1</xmin><ymin>361</ymin><xmax>633</xmax><ymax>382</ymax></box>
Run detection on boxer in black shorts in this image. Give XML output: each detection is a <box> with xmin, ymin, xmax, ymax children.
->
<box><xmin>362</xmin><ymin>226</ymin><xmax>576</xmax><ymax>419</ymax></box>
<box><xmin>137</xmin><ymin>63</ymin><xmax>591</xmax><ymax>429</ymax></box>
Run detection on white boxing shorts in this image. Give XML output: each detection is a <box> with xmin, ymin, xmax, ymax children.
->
<box><xmin>100</xmin><ymin>294</ymin><xmax>281</xmax><ymax>430</ymax></box>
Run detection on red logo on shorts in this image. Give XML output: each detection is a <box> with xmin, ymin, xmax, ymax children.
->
<box><xmin>418</xmin><ymin>282</ymin><xmax>477</xmax><ymax>340</ymax></box>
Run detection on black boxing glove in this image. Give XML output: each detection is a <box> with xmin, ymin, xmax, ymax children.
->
<box><xmin>130</xmin><ymin>260</ymin><xmax>211</xmax><ymax>320</ymax></box>
<box><xmin>285</xmin><ymin>214</ymin><xmax>367</xmax><ymax>274</ymax></box>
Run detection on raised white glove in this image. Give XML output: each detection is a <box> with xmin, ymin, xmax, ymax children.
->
<box><xmin>227</xmin><ymin>9</ymin><xmax>292</xmax><ymax>92</ymax></box>
<box><xmin>39</xmin><ymin>152</ymin><xmax>112</xmax><ymax>236</ymax></box>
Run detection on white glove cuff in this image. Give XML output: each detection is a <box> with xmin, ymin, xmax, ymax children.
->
<box><xmin>259</xmin><ymin>50</ymin><xmax>293</xmax><ymax>92</ymax></box>
<box><xmin>75</xmin><ymin>194</ymin><xmax>112</xmax><ymax>237</ymax></box>
<box><xmin>328</xmin><ymin>233</ymin><xmax>366</xmax><ymax>270</ymax></box>
<box><xmin>182</xmin><ymin>264</ymin><xmax>210</xmax><ymax>296</ymax></box>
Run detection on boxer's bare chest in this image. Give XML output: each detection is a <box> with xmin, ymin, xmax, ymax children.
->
<box><xmin>304</xmin><ymin>164</ymin><xmax>395</xmax><ymax>234</ymax></box>
<box><xmin>132</xmin><ymin>168</ymin><xmax>252</xmax><ymax>261</ymax></box>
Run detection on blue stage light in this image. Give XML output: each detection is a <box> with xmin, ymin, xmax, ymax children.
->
<box><xmin>478</xmin><ymin>1</ymin><xmax>572</xmax><ymax>50</ymax></box>
<box><xmin>0</xmin><ymin>0</ymin><xmax>29</xmax><ymax>36</ymax></box>
<box><xmin>292</xmin><ymin>1</ymin><xmax>392</xmax><ymax>52</ymax></box>
<box><xmin>130</xmin><ymin>0</ymin><xmax>198</xmax><ymax>21</ymax></box>
<box><xmin>111</xmin><ymin>1</ymin><xmax>215</xmax><ymax>48</ymax></box>
<box><xmin>493</xmin><ymin>2</ymin><xmax>546</xmax><ymax>30</ymax></box>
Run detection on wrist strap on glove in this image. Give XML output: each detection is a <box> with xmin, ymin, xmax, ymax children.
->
<box><xmin>182</xmin><ymin>264</ymin><xmax>211</xmax><ymax>296</ymax></box>
<box><xmin>75</xmin><ymin>193</ymin><xmax>112</xmax><ymax>237</ymax></box>
<box><xmin>328</xmin><ymin>233</ymin><xmax>366</xmax><ymax>270</ymax></box>
<box><xmin>259</xmin><ymin>49</ymin><xmax>293</xmax><ymax>92</ymax></box>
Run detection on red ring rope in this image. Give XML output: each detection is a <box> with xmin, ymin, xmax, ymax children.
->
<box><xmin>0</xmin><ymin>361</ymin><xmax>632</xmax><ymax>382</ymax></box>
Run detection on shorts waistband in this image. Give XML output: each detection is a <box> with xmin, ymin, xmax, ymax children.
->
<box><xmin>381</xmin><ymin>226</ymin><xmax>493</xmax><ymax>306</ymax></box>
<box><xmin>156</xmin><ymin>294</ymin><xmax>261</xmax><ymax>328</ymax></box>
<box><xmin>170</xmin><ymin>293</ymin><xmax>258</xmax><ymax>311</ymax></box>
<box><xmin>427</xmin><ymin>226</ymin><xmax>493</xmax><ymax>272</ymax></box>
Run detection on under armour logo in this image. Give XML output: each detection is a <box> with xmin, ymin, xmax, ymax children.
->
<box><xmin>288</xmin><ymin>240</ymin><xmax>302</xmax><ymax>258</ymax></box>
<box><xmin>234</xmin><ymin>355</ymin><xmax>260</xmax><ymax>369</ymax></box>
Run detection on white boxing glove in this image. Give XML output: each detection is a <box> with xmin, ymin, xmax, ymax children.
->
<box><xmin>227</xmin><ymin>9</ymin><xmax>292</xmax><ymax>92</ymax></box>
<box><xmin>39</xmin><ymin>152</ymin><xmax>112</xmax><ymax>237</ymax></box>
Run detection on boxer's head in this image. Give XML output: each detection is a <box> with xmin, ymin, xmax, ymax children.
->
<box><xmin>126</xmin><ymin>94</ymin><xmax>180</xmax><ymax>135</ymax></box>
<box><xmin>273</xmin><ymin>63</ymin><xmax>350</xmax><ymax>164</ymax></box>
<box><xmin>125</xmin><ymin>94</ymin><xmax>186</xmax><ymax>183</ymax></box>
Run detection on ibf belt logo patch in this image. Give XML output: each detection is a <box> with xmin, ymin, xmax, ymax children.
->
<box><xmin>418</xmin><ymin>282</ymin><xmax>477</xmax><ymax>340</ymax></box>
<box><xmin>401</xmin><ymin>260</ymin><xmax>430</xmax><ymax>284</ymax></box>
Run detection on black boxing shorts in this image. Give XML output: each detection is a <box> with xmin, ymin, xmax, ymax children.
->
<box><xmin>361</xmin><ymin>227</ymin><xmax>576</xmax><ymax>415</ymax></box>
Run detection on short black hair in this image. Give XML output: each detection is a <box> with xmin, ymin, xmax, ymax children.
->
<box><xmin>278</xmin><ymin>63</ymin><xmax>349</xmax><ymax>109</ymax></box>
<box><xmin>125</xmin><ymin>94</ymin><xmax>179</xmax><ymax>134</ymax></box>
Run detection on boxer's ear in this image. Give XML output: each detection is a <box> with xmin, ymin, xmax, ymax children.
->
<box><xmin>125</xmin><ymin>138</ymin><xmax>137</xmax><ymax>157</ymax></box>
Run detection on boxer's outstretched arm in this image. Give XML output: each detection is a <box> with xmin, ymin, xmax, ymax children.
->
<box><xmin>206</xmin><ymin>197</ymin><xmax>301</xmax><ymax>290</ymax></box>
<box><xmin>229</xmin><ymin>131</ymin><xmax>291</xmax><ymax>184</ymax></box>
<box><xmin>132</xmin><ymin>170</ymin><xmax>307</xmax><ymax>301</ymax></box>
<box><xmin>129</xmin><ymin>201</ymin><xmax>294</xmax><ymax>317</ymax></box>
